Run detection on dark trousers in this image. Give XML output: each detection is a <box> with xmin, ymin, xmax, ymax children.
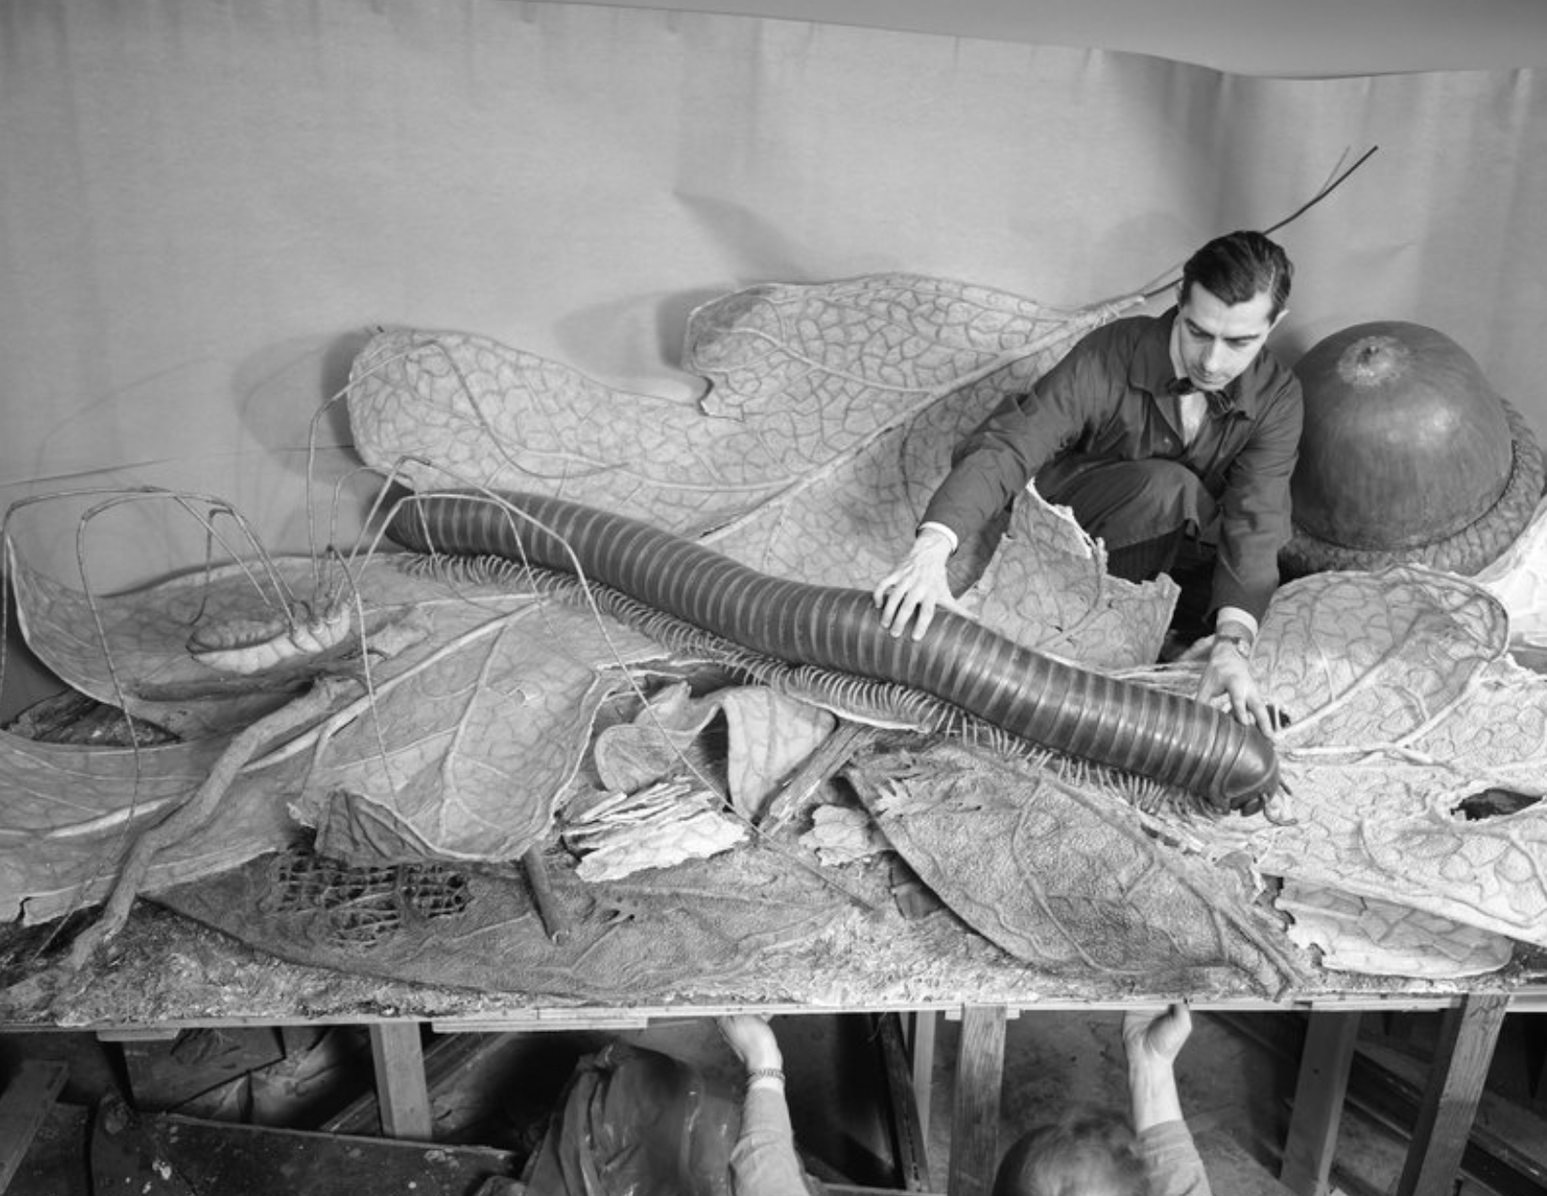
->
<box><xmin>944</xmin><ymin>458</ymin><xmax>1220</xmax><ymax>636</ymax></box>
<box><xmin>1040</xmin><ymin>458</ymin><xmax>1218</xmax><ymax>636</ymax></box>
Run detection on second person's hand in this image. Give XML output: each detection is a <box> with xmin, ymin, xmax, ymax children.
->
<box><xmin>717</xmin><ymin>1014</ymin><xmax>784</xmax><ymax>1071</ymax></box>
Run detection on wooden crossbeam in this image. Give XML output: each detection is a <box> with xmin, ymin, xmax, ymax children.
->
<box><xmin>1279</xmin><ymin>1010</ymin><xmax>1362</xmax><ymax>1196</ymax></box>
<box><xmin>1220</xmin><ymin>1005</ymin><xmax>1541</xmax><ymax>1196</ymax></box>
<box><xmin>0</xmin><ymin>1058</ymin><xmax>69</xmax><ymax>1193</ymax></box>
<box><xmin>325</xmin><ymin>1030</ymin><xmax>517</xmax><ymax>1136</ymax></box>
<box><xmin>1395</xmin><ymin>993</ymin><xmax>1511</xmax><ymax>1196</ymax></box>
<box><xmin>876</xmin><ymin>1012</ymin><xmax>934</xmax><ymax>1191</ymax></box>
<box><xmin>368</xmin><ymin>1023</ymin><xmax>433</xmax><ymax>1141</ymax></box>
<box><xmin>947</xmin><ymin>1006</ymin><xmax>1007</xmax><ymax>1196</ymax></box>
<box><xmin>909</xmin><ymin>1011</ymin><xmax>938</xmax><ymax>1148</ymax></box>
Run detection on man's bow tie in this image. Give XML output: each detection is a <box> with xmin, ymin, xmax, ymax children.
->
<box><xmin>1167</xmin><ymin>376</ymin><xmax>1234</xmax><ymax>418</ymax></box>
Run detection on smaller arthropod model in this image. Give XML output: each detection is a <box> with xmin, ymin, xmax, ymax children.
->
<box><xmin>187</xmin><ymin>601</ymin><xmax>354</xmax><ymax>675</ymax></box>
<box><xmin>387</xmin><ymin>490</ymin><xmax>1280</xmax><ymax>814</ymax></box>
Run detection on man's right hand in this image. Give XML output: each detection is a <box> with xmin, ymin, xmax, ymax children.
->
<box><xmin>1122</xmin><ymin>1003</ymin><xmax>1193</xmax><ymax>1068</ymax></box>
<box><xmin>872</xmin><ymin>527</ymin><xmax>964</xmax><ymax>640</ymax></box>
<box><xmin>1122</xmin><ymin>1003</ymin><xmax>1192</xmax><ymax>1131</ymax></box>
<box><xmin>717</xmin><ymin>1014</ymin><xmax>784</xmax><ymax>1072</ymax></box>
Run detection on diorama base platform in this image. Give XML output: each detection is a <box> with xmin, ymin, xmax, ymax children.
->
<box><xmin>3</xmin><ymin>898</ymin><xmax>1544</xmax><ymax>1031</ymax></box>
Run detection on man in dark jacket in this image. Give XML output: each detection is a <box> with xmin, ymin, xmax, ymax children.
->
<box><xmin>873</xmin><ymin>231</ymin><xmax>1301</xmax><ymax>734</ymax></box>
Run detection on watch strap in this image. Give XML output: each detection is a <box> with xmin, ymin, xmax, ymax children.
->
<box><xmin>1216</xmin><ymin>631</ymin><xmax>1253</xmax><ymax>658</ymax></box>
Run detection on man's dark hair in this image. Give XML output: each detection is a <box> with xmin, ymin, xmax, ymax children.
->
<box><xmin>992</xmin><ymin>1107</ymin><xmax>1147</xmax><ymax>1196</ymax></box>
<box><xmin>1180</xmin><ymin>230</ymin><xmax>1293</xmax><ymax>320</ymax></box>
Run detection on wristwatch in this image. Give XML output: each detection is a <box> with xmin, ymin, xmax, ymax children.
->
<box><xmin>1215</xmin><ymin>631</ymin><xmax>1253</xmax><ymax>658</ymax></box>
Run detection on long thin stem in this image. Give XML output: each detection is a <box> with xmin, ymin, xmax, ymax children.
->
<box><xmin>1138</xmin><ymin>145</ymin><xmax>1380</xmax><ymax>302</ymax></box>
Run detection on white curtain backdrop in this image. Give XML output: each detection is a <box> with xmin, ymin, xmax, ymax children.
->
<box><xmin>2</xmin><ymin>0</ymin><xmax>1545</xmax><ymax>711</ymax></box>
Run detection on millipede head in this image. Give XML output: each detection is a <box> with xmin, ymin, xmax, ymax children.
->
<box><xmin>1206</xmin><ymin>731</ymin><xmax>1281</xmax><ymax>817</ymax></box>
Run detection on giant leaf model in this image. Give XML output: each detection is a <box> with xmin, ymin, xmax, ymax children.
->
<box><xmin>347</xmin><ymin>275</ymin><xmax>1168</xmax><ymax>665</ymax></box>
<box><xmin>1250</xmin><ymin>566</ymin><xmax>1547</xmax><ymax>963</ymax></box>
<box><xmin>1</xmin><ymin>545</ymin><xmax>665</xmax><ymax>919</ymax></box>
<box><xmin>0</xmin><ymin>729</ymin><xmax>293</xmax><ymax>924</ymax></box>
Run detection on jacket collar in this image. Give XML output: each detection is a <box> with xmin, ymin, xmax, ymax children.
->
<box><xmin>1132</xmin><ymin>306</ymin><xmax>1262</xmax><ymax>418</ymax></box>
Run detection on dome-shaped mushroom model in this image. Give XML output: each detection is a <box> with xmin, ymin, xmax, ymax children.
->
<box><xmin>1281</xmin><ymin>321</ymin><xmax>1545</xmax><ymax>577</ymax></box>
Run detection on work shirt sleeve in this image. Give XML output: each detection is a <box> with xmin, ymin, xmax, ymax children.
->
<box><xmin>1138</xmin><ymin>1120</ymin><xmax>1214</xmax><ymax>1196</ymax></box>
<box><xmin>920</xmin><ymin>321</ymin><xmax>1130</xmax><ymax>542</ymax></box>
<box><xmin>1211</xmin><ymin>368</ymin><xmax>1303</xmax><ymax>622</ymax></box>
<box><xmin>731</xmin><ymin>1084</ymin><xmax>823</xmax><ymax>1196</ymax></box>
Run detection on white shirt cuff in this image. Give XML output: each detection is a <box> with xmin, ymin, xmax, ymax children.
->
<box><xmin>917</xmin><ymin>521</ymin><xmax>959</xmax><ymax>553</ymax></box>
<box><xmin>1215</xmin><ymin>606</ymin><xmax>1259</xmax><ymax>639</ymax></box>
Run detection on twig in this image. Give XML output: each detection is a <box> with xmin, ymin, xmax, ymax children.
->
<box><xmin>520</xmin><ymin>844</ymin><xmax>574</xmax><ymax>944</ymax></box>
<box><xmin>1260</xmin><ymin>145</ymin><xmax>1381</xmax><ymax>240</ymax></box>
<box><xmin>763</xmin><ymin>720</ymin><xmax>877</xmax><ymax>829</ymax></box>
<box><xmin>1138</xmin><ymin>145</ymin><xmax>1380</xmax><ymax>301</ymax></box>
<box><xmin>64</xmin><ymin>674</ymin><xmax>361</xmax><ymax>970</ymax></box>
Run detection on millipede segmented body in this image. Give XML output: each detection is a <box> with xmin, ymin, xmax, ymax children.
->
<box><xmin>387</xmin><ymin>491</ymin><xmax>1279</xmax><ymax>812</ymax></box>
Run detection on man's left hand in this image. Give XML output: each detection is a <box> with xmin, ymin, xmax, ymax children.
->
<box><xmin>1195</xmin><ymin>635</ymin><xmax>1273</xmax><ymax>734</ymax></box>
